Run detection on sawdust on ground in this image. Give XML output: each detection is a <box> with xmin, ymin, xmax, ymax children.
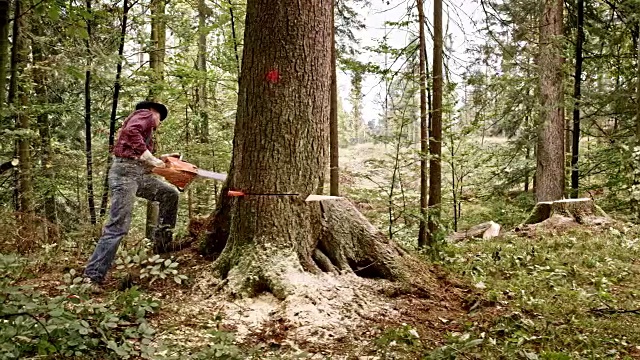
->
<box><xmin>142</xmin><ymin>248</ymin><xmax>498</xmax><ymax>358</ymax></box>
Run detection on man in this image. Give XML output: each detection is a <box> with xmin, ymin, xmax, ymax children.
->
<box><xmin>83</xmin><ymin>101</ymin><xmax>180</xmax><ymax>287</ymax></box>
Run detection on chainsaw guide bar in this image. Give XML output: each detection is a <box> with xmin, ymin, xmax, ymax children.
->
<box><xmin>153</xmin><ymin>156</ymin><xmax>345</xmax><ymax>202</ymax></box>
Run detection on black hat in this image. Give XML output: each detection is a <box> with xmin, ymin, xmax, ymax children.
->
<box><xmin>135</xmin><ymin>101</ymin><xmax>168</xmax><ymax>121</ymax></box>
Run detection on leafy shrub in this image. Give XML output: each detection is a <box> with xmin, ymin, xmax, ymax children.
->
<box><xmin>114</xmin><ymin>242</ymin><xmax>188</xmax><ymax>286</ymax></box>
<box><xmin>0</xmin><ymin>253</ymin><xmax>166</xmax><ymax>359</ymax></box>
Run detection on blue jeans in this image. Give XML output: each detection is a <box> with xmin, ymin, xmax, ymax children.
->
<box><xmin>84</xmin><ymin>158</ymin><xmax>179</xmax><ymax>283</ymax></box>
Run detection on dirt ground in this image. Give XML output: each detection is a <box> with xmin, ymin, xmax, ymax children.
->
<box><xmin>118</xmin><ymin>247</ymin><xmax>499</xmax><ymax>358</ymax></box>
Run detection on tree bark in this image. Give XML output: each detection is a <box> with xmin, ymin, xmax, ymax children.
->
<box><xmin>0</xmin><ymin>0</ymin><xmax>9</xmax><ymax>109</ymax></box>
<box><xmin>85</xmin><ymin>0</ymin><xmax>96</xmax><ymax>225</ymax></box>
<box><xmin>196</xmin><ymin>0</ymin><xmax>209</xmax><ymax>143</ymax></box>
<box><xmin>146</xmin><ymin>0</ymin><xmax>166</xmax><ymax>238</ymax></box>
<box><xmin>329</xmin><ymin>0</ymin><xmax>339</xmax><ymax>196</ymax></box>
<box><xmin>32</xmin><ymin>13</ymin><xmax>56</xmax><ymax>225</ymax></box>
<box><xmin>99</xmin><ymin>0</ymin><xmax>130</xmax><ymax>218</ymax></box>
<box><xmin>636</xmin><ymin>23</ymin><xmax>640</xmax><ymax>147</ymax></box>
<box><xmin>201</xmin><ymin>0</ymin><xmax>412</xmax><ymax>298</ymax></box>
<box><xmin>535</xmin><ymin>0</ymin><xmax>565</xmax><ymax>202</ymax></box>
<box><xmin>9</xmin><ymin>0</ymin><xmax>33</xmax><ymax>217</ymax></box>
<box><xmin>417</xmin><ymin>0</ymin><xmax>428</xmax><ymax>248</ymax></box>
<box><xmin>427</xmin><ymin>0</ymin><xmax>443</xmax><ymax>248</ymax></box>
<box><xmin>7</xmin><ymin>0</ymin><xmax>18</xmax><ymax>212</ymax></box>
<box><xmin>570</xmin><ymin>0</ymin><xmax>583</xmax><ymax>199</ymax></box>
<box><xmin>226</xmin><ymin>0</ymin><xmax>240</xmax><ymax>75</ymax></box>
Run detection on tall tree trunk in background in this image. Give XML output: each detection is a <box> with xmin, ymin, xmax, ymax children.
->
<box><xmin>329</xmin><ymin>0</ymin><xmax>338</xmax><ymax>196</ymax></box>
<box><xmin>100</xmin><ymin>0</ymin><xmax>129</xmax><ymax>218</ymax></box>
<box><xmin>8</xmin><ymin>0</ymin><xmax>19</xmax><ymax>211</ymax></box>
<box><xmin>535</xmin><ymin>0</ymin><xmax>565</xmax><ymax>202</ymax></box>
<box><xmin>194</xmin><ymin>0</ymin><xmax>211</xmax><ymax>213</ymax></box>
<box><xmin>146</xmin><ymin>0</ymin><xmax>165</xmax><ymax>238</ymax></box>
<box><xmin>349</xmin><ymin>71</ymin><xmax>363</xmax><ymax>143</ymax></box>
<box><xmin>636</xmin><ymin>24</ymin><xmax>640</xmax><ymax>146</ymax></box>
<box><xmin>227</xmin><ymin>0</ymin><xmax>240</xmax><ymax>75</ymax></box>
<box><xmin>185</xmin><ymin>107</ymin><xmax>193</xmax><ymax>218</ymax></box>
<box><xmin>85</xmin><ymin>0</ymin><xmax>96</xmax><ymax>225</ymax></box>
<box><xmin>570</xmin><ymin>0</ymin><xmax>583</xmax><ymax>198</ymax></box>
<box><xmin>427</xmin><ymin>0</ymin><xmax>442</xmax><ymax>248</ymax></box>
<box><xmin>0</xmin><ymin>0</ymin><xmax>9</xmax><ymax>109</ymax></box>
<box><xmin>417</xmin><ymin>0</ymin><xmax>428</xmax><ymax>248</ymax></box>
<box><xmin>196</xmin><ymin>0</ymin><xmax>209</xmax><ymax>142</ymax></box>
<box><xmin>32</xmin><ymin>15</ymin><xmax>57</xmax><ymax>225</ymax></box>
<box><xmin>9</xmin><ymin>0</ymin><xmax>33</xmax><ymax>217</ymax></box>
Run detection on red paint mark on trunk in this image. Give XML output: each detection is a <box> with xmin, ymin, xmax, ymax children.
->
<box><xmin>266</xmin><ymin>70</ymin><xmax>280</xmax><ymax>83</ymax></box>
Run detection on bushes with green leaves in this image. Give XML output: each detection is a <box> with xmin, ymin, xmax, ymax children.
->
<box><xmin>0</xmin><ymin>253</ymin><xmax>164</xmax><ymax>359</ymax></box>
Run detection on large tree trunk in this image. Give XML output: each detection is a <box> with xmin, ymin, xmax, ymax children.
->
<box><xmin>535</xmin><ymin>0</ymin><xmax>565</xmax><ymax>202</ymax></box>
<box><xmin>417</xmin><ymin>0</ymin><xmax>428</xmax><ymax>248</ymax></box>
<box><xmin>201</xmin><ymin>0</ymin><xmax>413</xmax><ymax>298</ymax></box>
<box><xmin>0</xmin><ymin>0</ymin><xmax>9</xmax><ymax>109</ymax></box>
<box><xmin>570</xmin><ymin>0</ymin><xmax>583</xmax><ymax>198</ymax></box>
<box><xmin>427</xmin><ymin>0</ymin><xmax>443</xmax><ymax>247</ymax></box>
<box><xmin>99</xmin><ymin>0</ymin><xmax>129</xmax><ymax>218</ymax></box>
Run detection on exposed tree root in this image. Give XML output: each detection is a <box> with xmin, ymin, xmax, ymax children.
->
<box><xmin>198</xmin><ymin>198</ymin><xmax>424</xmax><ymax>300</ymax></box>
<box><xmin>179</xmin><ymin>197</ymin><xmax>480</xmax><ymax>348</ymax></box>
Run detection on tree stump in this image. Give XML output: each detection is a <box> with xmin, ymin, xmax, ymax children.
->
<box><xmin>523</xmin><ymin>198</ymin><xmax>607</xmax><ymax>225</ymax></box>
<box><xmin>517</xmin><ymin>198</ymin><xmax>611</xmax><ymax>237</ymax></box>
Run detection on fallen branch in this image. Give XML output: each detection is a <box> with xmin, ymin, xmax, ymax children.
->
<box><xmin>590</xmin><ymin>307</ymin><xmax>640</xmax><ymax>315</ymax></box>
<box><xmin>447</xmin><ymin>221</ymin><xmax>501</xmax><ymax>242</ymax></box>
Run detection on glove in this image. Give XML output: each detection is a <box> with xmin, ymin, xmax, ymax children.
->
<box><xmin>140</xmin><ymin>150</ymin><xmax>165</xmax><ymax>168</ymax></box>
<box><xmin>160</xmin><ymin>152</ymin><xmax>181</xmax><ymax>161</ymax></box>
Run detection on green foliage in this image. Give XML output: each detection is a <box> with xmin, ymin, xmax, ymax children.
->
<box><xmin>374</xmin><ymin>322</ymin><xmax>484</xmax><ymax>359</ymax></box>
<box><xmin>369</xmin><ymin>225</ymin><xmax>640</xmax><ymax>358</ymax></box>
<box><xmin>114</xmin><ymin>241</ymin><xmax>188</xmax><ymax>286</ymax></box>
<box><xmin>437</xmin><ymin>227</ymin><xmax>640</xmax><ymax>358</ymax></box>
<box><xmin>0</xmin><ymin>253</ymin><xmax>166</xmax><ymax>359</ymax></box>
<box><xmin>191</xmin><ymin>330</ymin><xmax>246</xmax><ymax>359</ymax></box>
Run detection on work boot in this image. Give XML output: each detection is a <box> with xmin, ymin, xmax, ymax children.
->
<box><xmin>152</xmin><ymin>226</ymin><xmax>193</xmax><ymax>254</ymax></box>
<box><xmin>152</xmin><ymin>226</ymin><xmax>174</xmax><ymax>254</ymax></box>
<box><xmin>81</xmin><ymin>277</ymin><xmax>104</xmax><ymax>294</ymax></box>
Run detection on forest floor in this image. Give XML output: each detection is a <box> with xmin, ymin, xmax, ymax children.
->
<box><xmin>4</xmin><ymin>143</ymin><xmax>640</xmax><ymax>359</ymax></box>
<box><xmin>10</xmin><ymin>210</ymin><xmax>640</xmax><ymax>359</ymax></box>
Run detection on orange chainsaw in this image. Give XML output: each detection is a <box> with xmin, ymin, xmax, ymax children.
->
<box><xmin>153</xmin><ymin>155</ymin><xmax>345</xmax><ymax>202</ymax></box>
<box><xmin>152</xmin><ymin>155</ymin><xmax>227</xmax><ymax>191</ymax></box>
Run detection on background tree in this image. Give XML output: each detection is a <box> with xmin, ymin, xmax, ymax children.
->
<box><xmin>417</xmin><ymin>0</ymin><xmax>428</xmax><ymax>248</ymax></box>
<box><xmin>570</xmin><ymin>0</ymin><xmax>584</xmax><ymax>198</ymax></box>
<box><xmin>0</xmin><ymin>0</ymin><xmax>8</xmax><ymax>110</ymax></box>
<box><xmin>145</xmin><ymin>0</ymin><xmax>166</xmax><ymax>238</ymax></box>
<box><xmin>427</xmin><ymin>0</ymin><xmax>443</xmax><ymax>249</ymax></box>
<box><xmin>9</xmin><ymin>0</ymin><xmax>34</xmax><ymax>220</ymax></box>
<box><xmin>330</xmin><ymin>0</ymin><xmax>339</xmax><ymax>196</ymax></box>
<box><xmin>535</xmin><ymin>0</ymin><xmax>564</xmax><ymax>202</ymax></box>
<box><xmin>84</xmin><ymin>0</ymin><xmax>97</xmax><ymax>225</ymax></box>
